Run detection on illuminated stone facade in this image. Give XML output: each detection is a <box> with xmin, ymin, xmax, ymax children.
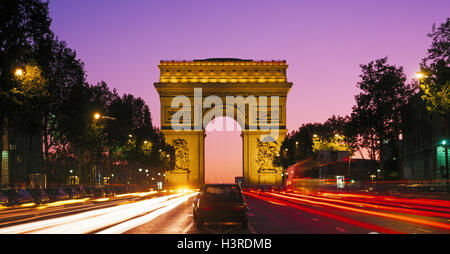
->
<box><xmin>154</xmin><ymin>58</ymin><xmax>292</xmax><ymax>188</ymax></box>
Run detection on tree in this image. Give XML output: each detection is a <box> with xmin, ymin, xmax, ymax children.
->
<box><xmin>274</xmin><ymin>115</ymin><xmax>355</xmax><ymax>169</ymax></box>
<box><xmin>417</xmin><ymin>18</ymin><xmax>450</xmax><ymax>188</ymax></box>
<box><xmin>40</xmin><ymin>39</ymin><xmax>87</xmax><ymax>169</ymax></box>
<box><xmin>1</xmin><ymin>1</ymin><xmax>176</xmax><ymax>186</ymax></box>
<box><xmin>0</xmin><ymin>0</ymin><xmax>52</xmax><ymax>93</ymax></box>
<box><xmin>312</xmin><ymin>134</ymin><xmax>352</xmax><ymax>154</ymax></box>
<box><xmin>418</xmin><ymin>17</ymin><xmax>449</xmax><ymax>133</ymax></box>
<box><xmin>0</xmin><ymin>0</ymin><xmax>54</xmax><ymax>187</ymax></box>
<box><xmin>350</xmin><ymin>57</ymin><xmax>415</xmax><ymax>178</ymax></box>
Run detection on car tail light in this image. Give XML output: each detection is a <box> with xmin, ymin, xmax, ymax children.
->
<box><xmin>200</xmin><ymin>206</ymin><xmax>213</xmax><ymax>211</ymax></box>
<box><xmin>233</xmin><ymin>206</ymin><xmax>244</xmax><ymax>211</ymax></box>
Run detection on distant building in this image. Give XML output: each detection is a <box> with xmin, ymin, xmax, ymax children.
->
<box><xmin>1</xmin><ymin>121</ymin><xmax>43</xmax><ymax>188</ymax></box>
<box><xmin>401</xmin><ymin>95</ymin><xmax>449</xmax><ymax>181</ymax></box>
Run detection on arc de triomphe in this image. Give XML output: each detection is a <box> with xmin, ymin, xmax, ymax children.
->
<box><xmin>154</xmin><ymin>58</ymin><xmax>292</xmax><ymax>188</ymax></box>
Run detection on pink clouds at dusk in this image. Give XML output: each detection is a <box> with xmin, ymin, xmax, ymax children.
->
<box><xmin>48</xmin><ymin>0</ymin><xmax>449</xmax><ymax>183</ymax></box>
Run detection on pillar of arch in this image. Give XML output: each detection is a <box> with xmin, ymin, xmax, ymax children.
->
<box><xmin>154</xmin><ymin>58</ymin><xmax>292</xmax><ymax>188</ymax></box>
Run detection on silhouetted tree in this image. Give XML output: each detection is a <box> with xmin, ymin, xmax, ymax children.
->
<box><xmin>350</xmin><ymin>57</ymin><xmax>415</xmax><ymax>178</ymax></box>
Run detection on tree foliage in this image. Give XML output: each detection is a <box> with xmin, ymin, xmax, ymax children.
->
<box><xmin>0</xmin><ymin>0</ymin><xmax>173</xmax><ymax>186</ymax></box>
<box><xmin>418</xmin><ymin>18</ymin><xmax>449</xmax><ymax>115</ymax></box>
<box><xmin>274</xmin><ymin>115</ymin><xmax>355</xmax><ymax>169</ymax></box>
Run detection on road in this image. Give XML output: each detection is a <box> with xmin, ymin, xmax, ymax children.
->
<box><xmin>0</xmin><ymin>189</ymin><xmax>449</xmax><ymax>234</ymax></box>
<box><xmin>126</xmin><ymin>190</ymin><xmax>450</xmax><ymax>234</ymax></box>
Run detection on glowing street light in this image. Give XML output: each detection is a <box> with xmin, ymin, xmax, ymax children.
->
<box><xmin>14</xmin><ymin>68</ymin><xmax>24</xmax><ymax>77</ymax></box>
<box><xmin>93</xmin><ymin>112</ymin><xmax>116</xmax><ymax>121</ymax></box>
<box><xmin>415</xmin><ymin>72</ymin><xmax>424</xmax><ymax>79</ymax></box>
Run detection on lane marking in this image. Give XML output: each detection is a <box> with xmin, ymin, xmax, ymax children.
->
<box><xmin>267</xmin><ymin>201</ymin><xmax>287</xmax><ymax>207</ymax></box>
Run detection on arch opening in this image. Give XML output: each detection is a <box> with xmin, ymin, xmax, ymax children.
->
<box><xmin>204</xmin><ymin>116</ymin><xmax>242</xmax><ymax>184</ymax></box>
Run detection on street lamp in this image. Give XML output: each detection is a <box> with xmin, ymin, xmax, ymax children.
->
<box><xmin>2</xmin><ymin>67</ymin><xmax>26</xmax><ymax>188</ymax></box>
<box><xmin>415</xmin><ymin>72</ymin><xmax>424</xmax><ymax>79</ymax></box>
<box><xmin>93</xmin><ymin>112</ymin><xmax>116</xmax><ymax>120</ymax></box>
<box><xmin>92</xmin><ymin>112</ymin><xmax>117</xmax><ymax>185</ymax></box>
<box><xmin>14</xmin><ymin>68</ymin><xmax>24</xmax><ymax>77</ymax></box>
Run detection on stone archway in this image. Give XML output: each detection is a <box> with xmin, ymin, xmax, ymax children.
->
<box><xmin>154</xmin><ymin>58</ymin><xmax>292</xmax><ymax>188</ymax></box>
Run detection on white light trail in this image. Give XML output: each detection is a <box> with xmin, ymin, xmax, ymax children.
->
<box><xmin>97</xmin><ymin>192</ymin><xmax>197</xmax><ymax>234</ymax></box>
<box><xmin>0</xmin><ymin>192</ymin><xmax>193</xmax><ymax>234</ymax></box>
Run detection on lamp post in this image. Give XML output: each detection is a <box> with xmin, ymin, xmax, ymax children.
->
<box><xmin>441</xmin><ymin>139</ymin><xmax>449</xmax><ymax>193</ymax></box>
<box><xmin>92</xmin><ymin>112</ymin><xmax>117</xmax><ymax>185</ymax></box>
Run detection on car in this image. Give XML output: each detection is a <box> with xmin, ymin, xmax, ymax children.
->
<box><xmin>103</xmin><ymin>186</ymin><xmax>115</xmax><ymax>197</ymax></box>
<box><xmin>93</xmin><ymin>187</ymin><xmax>106</xmax><ymax>198</ymax></box>
<box><xmin>0</xmin><ymin>190</ymin><xmax>11</xmax><ymax>206</ymax></box>
<box><xmin>27</xmin><ymin>188</ymin><xmax>50</xmax><ymax>205</ymax></box>
<box><xmin>46</xmin><ymin>187</ymin><xmax>69</xmax><ymax>202</ymax></box>
<box><xmin>16</xmin><ymin>189</ymin><xmax>35</xmax><ymax>205</ymax></box>
<box><xmin>62</xmin><ymin>186</ymin><xmax>84</xmax><ymax>199</ymax></box>
<box><xmin>193</xmin><ymin>184</ymin><xmax>248</xmax><ymax>230</ymax></box>
<box><xmin>80</xmin><ymin>186</ymin><xmax>94</xmax><ymax>198</ymax></box>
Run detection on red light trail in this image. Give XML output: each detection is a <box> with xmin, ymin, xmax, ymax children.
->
<box><xmin>244</xmin><ymin>190</ymin><xmax>450</xmax><ymax>233</ymax></box>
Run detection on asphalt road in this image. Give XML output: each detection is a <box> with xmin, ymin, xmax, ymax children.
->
<box><xmin>0</xmin><ymin>190</ymin><xmax>449</xmax><ymax>234</ymax></box>
<box><xmin>125</xmin><ymin>191</ymin><xmax>450</xmax><ymax>234</ymax></box>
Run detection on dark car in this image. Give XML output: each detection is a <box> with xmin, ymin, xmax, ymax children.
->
<box><xmin>27</xmin><ymin>188</ymin><xmax>50</xmax><ymax>205</ymax></box>
<box><xmin>80</xmin><ymin>186</ymin><xmax>94</xmax><ymax>198</ymax></box>
<box><xmin>46</xmin><ymin>187</ymin><xmax>69</xmax><ymax>202</ymax></box>
<box><xmin>193</xmin><ymin>184</ymin><xmax>248</xmax><ymax>229</ymax></box>
<box><xmin>93</xmin><ymin>187</ymin><xmax>106</xmax><ymax>198</ymax></box>
<box><xmin>0</xmin><ymin>190</ymin><xmax>11</xmax><ymax>206</ymax></box>
<box><xmin>16</xmin><ymin>189</ymin><xmax>35</xmax><ymax>205</ymax></box>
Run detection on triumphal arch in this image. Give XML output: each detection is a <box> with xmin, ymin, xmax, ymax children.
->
<box><xmin>154</xmin><ymin>58</ymin><xmax>292</xmax><ymax>188</ymax></box>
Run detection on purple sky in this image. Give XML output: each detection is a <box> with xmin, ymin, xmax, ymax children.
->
<box><xmin>48</xmin><ymin>0</ymin><xmax>449</xmax><ymax>183</ymax></box>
